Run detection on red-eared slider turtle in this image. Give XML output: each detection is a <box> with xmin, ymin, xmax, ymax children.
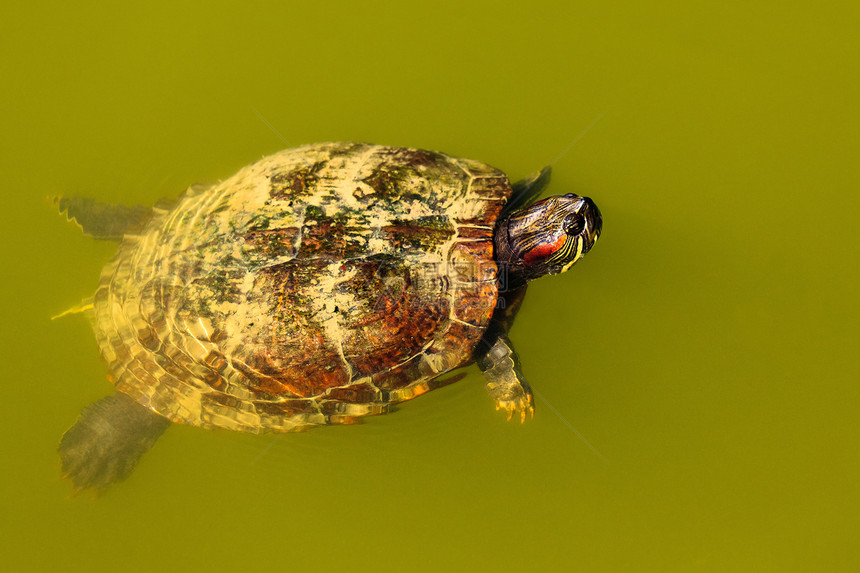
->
<box><xmin>55</xmin><ymin>142</ymin><xmax>601</xmax><ymax>491</ymax></box>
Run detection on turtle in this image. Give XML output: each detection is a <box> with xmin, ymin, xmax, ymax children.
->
<box><xmin>55</xmin><ymin>142</ymin><xmax>602</xmax><ymax>492</ymax></box>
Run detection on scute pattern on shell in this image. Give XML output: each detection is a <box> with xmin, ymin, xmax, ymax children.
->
<box><xmin>92</xmin><ymin>143</ymin><xmax>512</xmax><ymax>432</ymax></box>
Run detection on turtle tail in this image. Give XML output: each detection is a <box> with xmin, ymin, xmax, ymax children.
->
<box><xmin>58</xmin><ymin>392</ymin><xmax>171</xmax><ymax>493</ymax></box>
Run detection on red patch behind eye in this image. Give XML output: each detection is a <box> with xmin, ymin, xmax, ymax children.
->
<box><xmin>522</xmin><ymin>233</ymin><xmax>566</xmax><ymax>266</ymax></box>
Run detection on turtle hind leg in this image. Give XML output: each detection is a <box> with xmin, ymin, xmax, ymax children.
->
<box><xmin>475</xmin><ymin>321</ymin><xmax>535</xmax><ymax>423</ymax></box>
<box><xmin>53</xmin><ymin>196</ymin><xmax>153</xmax><ymax>241</ymax></box>
<box><xmin>58</xmin><ymin>392</ymin><xmax>171</xmax><ymax>493</ymax></box>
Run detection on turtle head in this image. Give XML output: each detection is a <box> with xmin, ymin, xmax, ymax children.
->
<box><xmin>494</xmin><ymin>193</ymin><xmax>602</xmax><ymax>287</ymax></box>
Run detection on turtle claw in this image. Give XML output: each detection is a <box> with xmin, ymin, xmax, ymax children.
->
<box><xmin>493</xmin><ymin>390</ymin><xmax>535</xmax><ymax>423</ymax></box>
<box><xmin>476</xmin><ymin>321</ymin><xmax>535</xmax><ymax>424</ymax></box>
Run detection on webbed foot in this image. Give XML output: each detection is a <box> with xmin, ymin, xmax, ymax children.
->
<box><xmin>476</xmin><ymin>321</ymin><xmax>535</xmax><ymax>423</ymax></box>
<box><xmin>53</xmin><ymin>196</ymin><xmax>153</xmax><ymax>241</ymax></box>
<box><xmin>487</xmin><ymin>378</ymin><xmax>535</xmax><ymax>423</ymax></box>
<box><xmin>58</xmin><ymin>393</ymin><xmax>170</xmax><ymax>493</ymax></box>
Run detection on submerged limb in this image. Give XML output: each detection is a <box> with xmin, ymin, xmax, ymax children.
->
<box><xmin>58</xmin><ymin>392</ymin><xmax>171</xmax><ymax>492</ymax></box>
<box><xmin>475</xmin><ymin>321</ymin><xmax>535</xmax><ymax>423</ymax></box>
<box><xmin>53</xmin><ymin>196</ymin><xmax>153</xmax><ymax>240</ymax></box>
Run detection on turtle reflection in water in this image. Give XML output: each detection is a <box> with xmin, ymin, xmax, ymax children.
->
<box><xmin>55</xmin><ymin>142</ymin><xmax>602</xmax><ymax>491</ymax></box>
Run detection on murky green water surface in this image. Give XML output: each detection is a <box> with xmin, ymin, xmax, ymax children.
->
<box><xmin>2</xmin><ymin>1</ymin><xmax>858</xmax><ymax>571</ymax></box>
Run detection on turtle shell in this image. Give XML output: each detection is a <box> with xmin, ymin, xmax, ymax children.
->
<box><xmin>93</xmin><ymin>142</ymin><xmax>513</xmax><ymax>432</ymax></box>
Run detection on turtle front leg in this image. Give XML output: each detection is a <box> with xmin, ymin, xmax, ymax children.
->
<box><xmin>476</xmin><ymin>321</ymin><xmax>535</xmax><ymax>423</ymax></box>
<box><xmin>53</xmin><ymin>196</ymin><xmax>154</xmax><ymax>241</ymax></box>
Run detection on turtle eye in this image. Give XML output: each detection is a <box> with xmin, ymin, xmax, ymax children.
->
<box><xmin>563</xmin><ymin>213</ymin><xmax>585</xmax><ymax>236</ymax></box>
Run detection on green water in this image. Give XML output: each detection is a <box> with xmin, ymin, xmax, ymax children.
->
<box><xmin>2</xmin><ymin>1</ymin><xmax>858</xmax><ymax>571</ymax></box>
